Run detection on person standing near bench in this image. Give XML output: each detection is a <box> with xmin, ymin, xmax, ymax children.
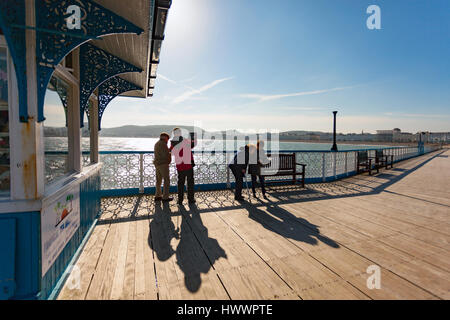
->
<box><xmin>170</xmin><ymin>128</ymin><xmax>196</xmax><ymax>205</ymax></box>
<box><xmin>153</xmin><ymin>132</ymin><xmax>173</xmax><ymax>202</ymax></box>
<box><xmin>248</xmin><ymin>140</ymin><xmax>270</xmax><ymax>198</ymax></box>
<box><xmin>229</xmin><ymin>144</ymin><xmax>256</xmax><ymax>201</ymax></box>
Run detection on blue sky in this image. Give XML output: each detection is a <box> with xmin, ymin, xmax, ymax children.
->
<box><xmin>47</xmin><ymin>0</ymin><xmax>450</xmax><ymax>133</ymax></box>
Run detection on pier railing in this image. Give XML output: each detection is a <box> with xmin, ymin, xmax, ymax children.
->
<box><xmin>45</xmin><ymin>145</ymin><xmax>440</xmax><ymax>196</ymax></box>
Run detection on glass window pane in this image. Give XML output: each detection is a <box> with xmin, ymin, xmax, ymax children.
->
<box><xmin>0</xmin><ymin>47</ymin><xmax>10</xmax><ymax>197</ymax></box>
<box><xmin>44</xmin><ymin>76</ymin><xmax>70</xmax><ymax>185</ymax></box>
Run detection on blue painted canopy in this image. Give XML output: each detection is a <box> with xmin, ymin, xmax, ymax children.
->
<box><xmin>79</xmin><ymin>43</ymin><xmax>142</xmax><ymax>127</ymax></box>
<box><xmin>86</xmin><ymin>76</ymin><xmax>142</xmax><ymax>130</ymax></box>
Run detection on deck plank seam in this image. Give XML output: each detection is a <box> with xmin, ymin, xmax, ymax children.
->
<box><xmin>83</xmin><ymin>222</ymin><xmax>113</xmax><ymax>300</ymax></box>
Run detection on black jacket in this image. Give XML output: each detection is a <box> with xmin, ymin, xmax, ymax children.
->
<box><xmin>228</xmin><ymin>148</ymin><xmax>249</xmax><ymax>173</ymax></box>
<box><xmin>248</xmin><ymin>149</ymin><xmax>270</xmax><ymax>175</ymax></box>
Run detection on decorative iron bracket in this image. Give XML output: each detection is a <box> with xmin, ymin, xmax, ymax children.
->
<box><xmin>0</xmin><ymin>0</ymin><xmax>28</xmax><ymax>122</ymax></box>
<box><xmin>35</xmin><ymin>0</ymin><xmax>143</xmax><ymax>123</ymax></box>
<box><xmin>79</xmin><ymin>43</ymin><xmax>142</xmax><ymax>127</ymax></box>
<box><xmin>86</xmin><ymin>76</ymin><xmax>142</xmax><ymax>130</ymax></box>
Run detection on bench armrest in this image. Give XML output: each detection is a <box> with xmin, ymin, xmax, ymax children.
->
<box><xmin>295</xmin><ymin>163</ymin><xmax>307</xmax><ymax>167</ymax></box>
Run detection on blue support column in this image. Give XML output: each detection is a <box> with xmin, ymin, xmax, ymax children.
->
<box><xmin>79</xmin><ymin>43</ymin><xmax>142</xmax><ymax>127</ymax></box>
<box><xmin>35</xmin><ymin>0</ymin><xmax>143</xmax><ymax>122</ymax></box>
<box><xmin>89</xmin><ymin>76</ymin><xmax>142</xmax><ymax>130</ymax></box>
<box><xmin>0</xmin><ymin>0</ymin><xmax>28</xmax><ymax>122</ymax></box>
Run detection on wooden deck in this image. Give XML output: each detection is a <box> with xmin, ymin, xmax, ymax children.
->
<box><xmin>57</xmin><ymin>149</ymin><xmax>450</xmax><ymax>300</ymax></box>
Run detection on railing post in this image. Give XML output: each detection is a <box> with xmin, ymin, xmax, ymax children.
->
<box><xmin>322</xmin><ymin>153</ymin><xmax>326</xmax><ymax>182</ymax></box>
<box><xmin>226</xmin><ymin>153</ymin><xmax>231</xmax><ymax>189</ymax></box>
<box><xmin>139</xmin><ymin>153</ymin><xmax>144</xmax><ymax>194</ymax></box>
<box><xmin>345</xmin><ymin>152</ymin><xmax>348</xmax><ymax>176</ymax></box>
<box><xmin>333</xmin><ymin>152</ymin><xmax>337</xmax><ymax>180</ymax></box>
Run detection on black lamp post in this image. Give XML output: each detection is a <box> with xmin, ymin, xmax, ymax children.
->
<box><xmin>331</xmin><ymin>111</ymin><xmax>338</xmax><ymax>152</ymax></box>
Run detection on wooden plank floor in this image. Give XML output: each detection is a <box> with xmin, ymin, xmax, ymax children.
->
<box><xmin>58</xmin><ymin>149</ymin><xmax>450</xmax><ymax>300</ymax></box>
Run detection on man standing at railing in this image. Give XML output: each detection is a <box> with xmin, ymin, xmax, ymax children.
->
<box><xmin>229</xmin><ymin>144</ymin><xmax>256</xmax><ymax>201</ymax></box>
<box><xmin>170</xmin><ymin>128</ymin><xmax>196</xmax><ymax>205</ymax></box>
<box><xmin>153</xmin><ymin>132</ymin><xmax>173</xmax><ymax>202</ymax></box>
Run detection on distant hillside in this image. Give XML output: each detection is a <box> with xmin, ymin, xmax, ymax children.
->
<box><xmin>44</xmin><ymin>124</ymin><xmax>90</xmax><ymax>137</ymax></box>
<box><xmin>99</xmin><ymin>125</ymin><xmax>206</xmax><ymax>137</ymax></box>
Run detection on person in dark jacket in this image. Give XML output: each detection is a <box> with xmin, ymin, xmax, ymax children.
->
<box><xmin>248</xmin><ymin>140</ymin><xmax>270</xmax><ymax>198</ymax></box>
<box><xmin>153</xmin><ymin>132</ymin><xmax>173</xmax><ymax>202</ymax></box>
<box><xmin>228</xmin><ymin>144</ymin><xmax>256</xmax><ymax>201</ymax></box>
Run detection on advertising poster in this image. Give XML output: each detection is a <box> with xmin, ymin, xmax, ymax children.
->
<box><xmin>41</xmin><ymin>186</ymin><xmax>80</xmax><ymax>277</ymax></box>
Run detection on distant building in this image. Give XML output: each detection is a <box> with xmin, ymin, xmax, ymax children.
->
<box><xmin>376</xmin><ymin>129</ymin><xmax>395</xmax><ymax>142</ymax></box>
<box><xmin>376</xmin><ymin>128</ymin><xmax>416</xmax><ymax>143</ymax></box>
<box><xmin>427</xmin><ymin>132</ymin><xmax>450</xmax><ymax>143</ymax></box>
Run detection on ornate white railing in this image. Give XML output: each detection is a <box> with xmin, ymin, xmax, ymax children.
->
<box><xmin>44</xmin><ymin>145</ymin><xmax>440</xmax><ymax>194</ymax></box>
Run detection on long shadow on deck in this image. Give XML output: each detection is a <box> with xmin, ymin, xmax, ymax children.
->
<box><xmin>245</xmin><ymin>203</ymin><xmax>340</xmax><ymax>249</ymax></box>
<box><xmin>148</xmin><ymin>202</ymin><xmax>226</xmax><ymax>293</ymax></box>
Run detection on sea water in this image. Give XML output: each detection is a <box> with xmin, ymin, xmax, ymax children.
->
<box><xmin>44</xmin><ymin>137</ymin><xmax>386</xmax><ymax>152</ymax></box>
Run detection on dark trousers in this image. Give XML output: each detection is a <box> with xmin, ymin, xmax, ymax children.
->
<box><xmin>251</xmin><ymin>175</ymin><xmax>266</xmax><ymax>195</ymax></box>
<box><xmin>177</xmin><ymin>168</ymin><xmax>195</xmax><ymax>202</ymax></box>
<box><xmin>230</xmin><ymin>166</ymin><xmax>244</xmax><ymax>198</ymax></box>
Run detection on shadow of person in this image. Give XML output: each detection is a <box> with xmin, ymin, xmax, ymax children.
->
<box><xmin>148</xmin><ymin>201</ymin><xmax>179</xmax><ymax>262</ymax></box>
<box><xmin>175</xmin><ymin>204</ymin><xmax>227</xmax><ymax>293</ymax></box>
<box><xmin>245</xmin><ymin>203</ymin><xmax>339</xmax><ymax>249</ymax></box>
<box><xmin>189</xmin><ymin>204</ymin><xmax>227</xmax><ymax>265</ymax></box>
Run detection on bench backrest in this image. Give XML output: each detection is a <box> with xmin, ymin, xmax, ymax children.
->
<box><xmin>375</xmin><ymin>150</ymin><xmax>384</xmax><ymax>158</ymax></box>
<box><xmin>279</xmin><ymin>154</ymin><xmax>295</xmax><ymax>170</ymax></box>
<box><xmin>263</xmin><ymin>153</ymin><xmax>295</xmax><ymax>171</ymax></box>
<box><xmin>358</xmin><ymin>151</ymin><xmax>368</xmax><ymax>162</ymax></box>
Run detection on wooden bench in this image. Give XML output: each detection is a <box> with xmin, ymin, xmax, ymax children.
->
<box><xmin>260</xmin><ymin>153</ymin><xmax>306</xmax><ymax>187</ymax></box>
<box><xmin>357</xmin><ymin>150</ymin><xmax>394</xmax><ymax>175</ymax></box>
<box><xmin>357</xmin><ymin>151</ymin><xmax>373</xmax><ymax>175</ymax></box>
<box><xmin>371</xmin><ymin>149</ymin><xmax>394</xmax><ymax>173</ymax></box>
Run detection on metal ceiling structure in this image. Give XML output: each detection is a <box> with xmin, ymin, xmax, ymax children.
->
<box><xmin>0</xmin><ymin>0</ymin><xmax>172</xmax><ymax>126</ymax></box>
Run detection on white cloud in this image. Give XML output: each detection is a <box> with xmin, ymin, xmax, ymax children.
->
<box><xmin>158</xmin><ymin>73</ymin><xmax>195</xmax><ymax>91</ymax></box>
<box><xmin>179</xmin><ymin>75</ymin><xmax>197</xmax><ymax>83</ymax></box>
<box><xmin>238</xmin><ymin>86</ymin><xmax>354</xmax><ymax>102</ymax></box>
<box><xmin>158</xmin><ymin>74</ymin><xmax>177</xmax><ymax>85</ymax></box>
<box><xmin>173</xmin><ymin>77</ymin><xmax>234</xmax><ymax>104</ymax></box>
<box><xmin>272</xmin><ymin>106</ymin><xmax>325</xmax><ymax>111</ymax></box>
